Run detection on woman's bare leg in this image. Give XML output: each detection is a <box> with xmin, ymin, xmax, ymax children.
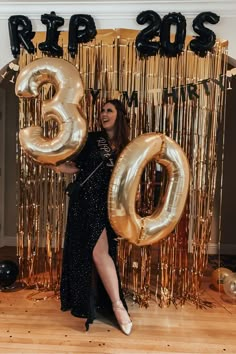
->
<box><xmin>92</xmin><ymin>229</ymin><xmax>131</xmax><ymax>325</ymax></box>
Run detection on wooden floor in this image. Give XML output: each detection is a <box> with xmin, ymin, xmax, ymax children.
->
<box><xmin>0</xmin><ymin>253</ymin><xmax>236</xmax><ymax>353</ymax></box>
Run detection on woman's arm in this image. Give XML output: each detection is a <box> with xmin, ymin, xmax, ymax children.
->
<box><xmin>50</xmin><ymin>133</ymin><xmax>92</xmax><ymax>174</ymax></box>
<box><xmin>50</xmin><ymin>161</ymin><xmax>79</xmax><ymax>174</ymax></box>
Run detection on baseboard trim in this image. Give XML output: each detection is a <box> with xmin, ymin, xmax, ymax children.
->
<box><xmin>208</xmin><ymin>242</ymin><xmax>236</xmax><ymax>255</ymax></box>
<box><xmin>207</xmin><ymin>242</ymin><xmax>218</xmax><ymax>255</ymax></box>
<box><xmin>218</xmin><ymin>243</ymin><xmax>236</xmax><ymax>255</ymax></box>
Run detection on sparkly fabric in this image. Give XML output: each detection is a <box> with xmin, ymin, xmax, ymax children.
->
<box><xmin>60</xmin><ymin>131</ymin><xmax>128</xmax><ymax>327</ymax></box>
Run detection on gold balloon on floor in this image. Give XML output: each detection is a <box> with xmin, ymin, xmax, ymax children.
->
<box><xmin>211</xmin><ymin>267</ymin><xmax>233</xmax><ymax>292</ymax></box>
<box><xmin>108</xmin><ymin>133</ymin><xmax>190</xmax><ymax>246</ymax></box>
<box><xmin>15</xmin><ymin>57</ymin><xmax>88</xmax><ymax>165</ymax></box>
<box><xmin>223</xmin><ymin>273</ymin><xmax>236</xmax><ymax>301</ymax></box>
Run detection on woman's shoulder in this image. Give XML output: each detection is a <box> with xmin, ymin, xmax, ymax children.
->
<box><xmin>70</xmin><ymin>132</ymin><xmax>100</xmax><ymax>163</ymax></box>
<box><xmin>88</xmin><ymin>130</ymin><xmax>103</xmax><ymax>138</ymax></box>
<box><xmin>87</xmin><ymin>131</ymin><xmax>104</xmax><ymax>142</ymax></box>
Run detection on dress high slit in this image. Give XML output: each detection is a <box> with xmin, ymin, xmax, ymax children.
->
<box><xmin>60</xmin><ymin>131</ymin><xmax>128</xmax><ymax>328</ymax></box>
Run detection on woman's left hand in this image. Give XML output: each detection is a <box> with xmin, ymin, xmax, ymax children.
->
<box><xmin>45</xmin><ymin>161</ymin><xmax>79</xmax><ymax>174</ymax></box>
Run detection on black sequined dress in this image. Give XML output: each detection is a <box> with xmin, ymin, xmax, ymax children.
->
<box><xmin>60</xmin><ymin>131</ymin><xmax>127</xmax><ymax>328</ymax></box>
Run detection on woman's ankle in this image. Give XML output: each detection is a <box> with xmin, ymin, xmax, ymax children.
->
<box><xmin>112</xmin><ymin>299</ymin><xmax>123</xmax><ymax>308</ymax></box>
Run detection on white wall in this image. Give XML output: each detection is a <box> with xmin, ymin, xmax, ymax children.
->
<box><xmin>0</xmin><ymin>0</ymin><xmax>236</xmax><ymax>68</ymax></box>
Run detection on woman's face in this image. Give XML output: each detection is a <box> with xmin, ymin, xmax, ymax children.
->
<box><xmin>100</xmin><ymin>103</ymin><xmax>117</xmax><ymax>133</ymax></box>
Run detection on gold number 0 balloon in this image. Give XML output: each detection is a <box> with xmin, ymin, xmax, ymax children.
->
<box><xmin>108</xmin><ymin>133</ymin><xmax>190</xmax><ymax>246</ymax></box>
<box><xmin>15</xmin><ymin>57</ymin><xmax>87</xmax><ymax>165</ymax></box>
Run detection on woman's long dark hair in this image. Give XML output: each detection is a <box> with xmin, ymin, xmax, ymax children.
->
<box><xmin>101</xmin><ymin>99</ymin><xmax>130</xmax><ymax>153</ymax></box>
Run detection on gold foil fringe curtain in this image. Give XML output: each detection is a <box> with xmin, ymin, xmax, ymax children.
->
<box><xmin>17</xmin><ymin>30</ymin><xmax>227</xmax><ymax>307</ymax></box>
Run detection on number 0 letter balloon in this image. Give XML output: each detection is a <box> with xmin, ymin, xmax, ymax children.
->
<box><xmin>108</xmin><ymin>133</ymin><xmax>190</xmax><ymax>246</ymax></box>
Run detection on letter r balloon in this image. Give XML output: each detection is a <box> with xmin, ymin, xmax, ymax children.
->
<box><xmin>15</xmin><ymin>57</ymin><xmax>88</xmax><ymax>165</ymax></box>
<box><xmin>108</xmin><ymin>133</ymin><xmax>190</xmax><ymax>246</ymax></box>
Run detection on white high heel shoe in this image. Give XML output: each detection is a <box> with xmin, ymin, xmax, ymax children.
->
<box><xmin>112</xmin><ymin>300</ymin><xmax>133</xmax><ymax>335</ymax></box>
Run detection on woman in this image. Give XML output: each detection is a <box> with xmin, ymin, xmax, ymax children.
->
<box><xmin>53</xmin><ymin>99</ymin><xmax>132</xmax><ymax>335</ymax></box>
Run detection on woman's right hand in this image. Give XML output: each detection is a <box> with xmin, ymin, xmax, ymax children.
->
<box><xmin>46</xmin><ymin>161</ymin><xmax>79</xmax><ymax>174</ymax></box>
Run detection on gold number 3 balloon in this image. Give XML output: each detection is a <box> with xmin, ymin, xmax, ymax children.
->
<box><xmin>15</xmin><ymin>57</ymin><xmax>87</xmax><ymax>165</ymax></box>
<box><xmin>108</xmin><ymin>133</ymin><xmax>190</xmax><ymax>246</ymax></box>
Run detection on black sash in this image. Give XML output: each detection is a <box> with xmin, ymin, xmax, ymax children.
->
<box><xmin>65</xmin><ymin>133</ymin><xmax>115</xmax><ymax>197</ymax></box>
<box><xmin>96</xmin><ymin>134</ymin><xmax>115</xmax><ymax>167</ymax></box>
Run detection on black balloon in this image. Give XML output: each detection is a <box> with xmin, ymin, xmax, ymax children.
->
<box><xmin>8</xmin><ymin>15</ymin><xmax>35</xmax><ymax>58</ymax></box>
<box><xmin>160</xmin><ymin>12</ymin><xmax>186</xmax><ymax>57</ymax></box>
<box><xmin>122</xmin><ymin>91</ymin><xmax>138</xmax><ymax>107</ymax></box>
<box><xmin>190</xmin><ymin>12</ymin><xmax>220</xmax><ymax>57</ymax></box>
<box><xmin>38</xmin><ymin>11</ymin><xmax>64</xmax><ymax>57</ymax></box>
<box><xmin>68</xmin><ymin>14</ymin><xmax>97</xmax><ymax>58</ymax></box>
<box><xmin>0</xmin><ymin>260</ymin><xmax>19</xmax><ymax>288</ymax></box>
<box><xmin>135</xmin><ymin>10</ymin><xmax>161</xmax><ymax>58</ymax></box>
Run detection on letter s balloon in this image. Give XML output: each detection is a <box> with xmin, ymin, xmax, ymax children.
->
<box><xmin>15</xmin><ymin>57</ymin><xmax>87</xmax><ymax>165</ymax></box>
<box><xmin>108</xmin><ymin>133</ymin><xmax>190</xmax><ymax>246</ymax></box>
